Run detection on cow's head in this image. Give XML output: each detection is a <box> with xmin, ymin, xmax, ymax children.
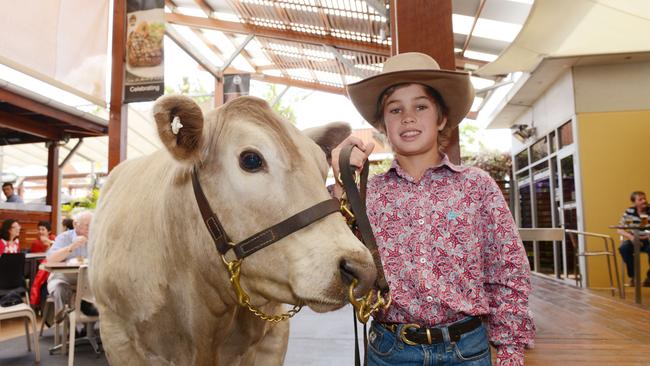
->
<box><xmin>153</xmin><ymin>95</ymin><xmax>376</xmax><ymax>312</ymax></box>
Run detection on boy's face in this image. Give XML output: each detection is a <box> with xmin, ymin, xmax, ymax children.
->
<box><xmin>383</xmin><ymin>84</ymin><xmax>446</xmax><ymax>160</ymax></box>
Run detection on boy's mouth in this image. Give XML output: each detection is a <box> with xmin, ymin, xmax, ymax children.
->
<box><xmin>400</xmin><ymin>130</ymin><xmax>421</xmax><ymax>139</ymax></box>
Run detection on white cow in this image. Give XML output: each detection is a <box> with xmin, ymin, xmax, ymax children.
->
<box><xmin>89</xmin><ymin>95</ymin><xmax>376</xmax><ymax>365</ymax></box>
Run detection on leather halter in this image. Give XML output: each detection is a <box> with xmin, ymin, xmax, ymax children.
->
<box><xmin>338</xmin><ymin>144</ymin><xmax>389</xmax><ymax>293</ymax></box>
<box><xmin>191</xmin><ymin>168</ymin><xmax>340</xmax><ymax>260</ymax></box>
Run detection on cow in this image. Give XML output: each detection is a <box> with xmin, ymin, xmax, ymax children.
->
<box><xmin>89</xmin><ymin>95</ymin><xmax>376</xmax><ymax>365</ymax></box>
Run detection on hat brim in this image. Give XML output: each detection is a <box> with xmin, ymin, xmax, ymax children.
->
<box><xmin>346</xmin><ymin>69</ymin><xmax>475</xmax><ymax>131</ymax></box>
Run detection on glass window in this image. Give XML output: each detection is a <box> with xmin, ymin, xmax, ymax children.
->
<box><xmin>532</xmin><ymin>161</ymin><xmax>549</xmax><ymax>176</ymax></box>
<box><xmin>530</xmin><ymin>137</ymin><xmax>548</xmax><ymax>162</ymax></box>
<box><xmin>515</xmin><ymin>149</ymin><xmax>529</xmax><ymax>170</ymax></box>
<box><xmin>559</xmin><ymin>121</ymin><xmax>573</xmax><ymax>147</ymax></box>
<box><xmin>519</xmin><ymin>184</ymin><xmax>532</xmax><ymax>228</ymax></box>
<box><xmin>561</xmin><ymin>155</ymin><xmax>576</xmax><ymax>203</ymax></box>
<box><xmin>549</xmin><ymin>131</ymin><xmax>557</xmax><ymax>153</ymax></box>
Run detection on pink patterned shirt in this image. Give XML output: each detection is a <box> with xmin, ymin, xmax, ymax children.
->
<box><xmin>366</xmin><ymin>156</ymin><xmax>535</xmax><ymax>365</ymax></box>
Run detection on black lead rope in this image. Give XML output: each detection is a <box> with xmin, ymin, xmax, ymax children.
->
<box><xmin>339</xmin><ymin>144</ymin><xmax>390</xmax><ymax>366</ymax></box>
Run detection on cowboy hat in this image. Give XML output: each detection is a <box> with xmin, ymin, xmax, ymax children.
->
<box><xmin>346</xmin><ymin>52</ymin><xmax>475</xmax><ymax>131</ymax></box>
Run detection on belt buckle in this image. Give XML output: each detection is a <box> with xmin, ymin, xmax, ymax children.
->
<box><xmin>399</xmin><ymin>323</ymin><xmax>421</xmax><ymax>346</ymax></box>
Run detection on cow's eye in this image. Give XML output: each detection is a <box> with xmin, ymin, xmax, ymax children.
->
<box><xmin>239</xmin><ymin>150</ymin><xmax>265</xmax><ymax>172</ymax></box>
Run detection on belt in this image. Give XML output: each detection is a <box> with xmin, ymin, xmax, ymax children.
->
<box><xmin>378</xmin><ymin>317</ymin><xmax>482</xmax><ymax>346</ymax></box>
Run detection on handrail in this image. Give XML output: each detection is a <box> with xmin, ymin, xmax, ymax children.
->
<box><xmin>565</xmin><ymin>229</ymin><xmax>612</xmax><ymax>240</ymax></box>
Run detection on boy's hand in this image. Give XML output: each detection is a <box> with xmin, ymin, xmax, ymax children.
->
<box><xmin>331</xmin><ymin>136</ymin><xmax>375</xmax><ymax>191</ymax></box>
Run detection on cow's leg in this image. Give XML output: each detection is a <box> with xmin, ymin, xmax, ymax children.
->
<box><xmin>100</xmin><ymin>311</ymin><xmax>172</xmax><ymax>366</ymax></box>
<box><xmin>250</xmin><ymin>320</ymin><xmax>289</xmax><ymax>366</ymax></box>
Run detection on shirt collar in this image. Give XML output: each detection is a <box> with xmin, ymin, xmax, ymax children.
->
<box><xmin>388</xmin><ymin>154</ymin><xmax>467</xmax><ymax>181</ymax></box>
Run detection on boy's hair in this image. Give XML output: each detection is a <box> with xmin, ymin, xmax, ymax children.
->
<box><xmin>630</xmin><ymin>191</ymin><xmax>646</xmax><ymax>202</ymax></box>
<box><xmin>2</xmin><ymin>182</ymin><xmax>13</xmax><ymax>189</ymax></box>
<box><xmin>37</xmin><ymin>220</ymin><xmax>52</xmax><ymax>232</ymax></box>
<box><xmin>374</xmin><ymin>83</ymin><xmax>453</xmax><ymax>150</ymax></box>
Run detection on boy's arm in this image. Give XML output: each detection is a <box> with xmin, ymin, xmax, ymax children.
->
<box><xmin>480</xmin><ymin>174</ymin><xmax>535</xmax><ymax>366</ymax></box>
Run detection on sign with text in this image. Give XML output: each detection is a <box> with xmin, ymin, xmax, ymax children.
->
<box><xmin>124</xmin><ymin>0</ymin><xmax>164</xmax><ymax>103</ymax></box>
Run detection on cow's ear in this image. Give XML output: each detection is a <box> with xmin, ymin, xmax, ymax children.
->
<box><xmin>153</xmin><ymin>95</ymin><xmax>204</xmax><ymax>163</ymax></box>
<box><xmin>303</xmin><ymin>122</ymin><xmax>351</xmax><ymax>162</ymax></box>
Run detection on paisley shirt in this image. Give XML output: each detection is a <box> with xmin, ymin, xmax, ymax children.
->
<box><xmin>366</xmin><ymin>156</ymin><xmax>535</xmax><ymax>365</ymax></box>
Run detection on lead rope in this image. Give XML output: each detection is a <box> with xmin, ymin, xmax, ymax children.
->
<box><xmin>338</xmin><ymin>144</ymin><xmax>391</xmax><ymax>366</ymax></box>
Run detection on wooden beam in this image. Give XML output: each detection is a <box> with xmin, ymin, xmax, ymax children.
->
<box><xmin>166</xmin><ymin>26</ymin><xmax>222</xmax><ymax>79</ymax></box>
<box><xmin>46</xmin><ymin>142</ymin><xmax>60</xmax><ymax>234</ymax></box>
<box><xmin>0</xmin><ymin>110</ymin><xmax>62</xmax><ymax>140</ymax></box>
<box><xmin>251</xmin><ymin>74</ymin><xmax>345</xmax><ymax>95</ymax></box>
<box><xmin>109</xmin><ymin>0</ymin><xmax>127</xmax><ymax>171</ymax></box>
<box><xmin>165</xmin><ymin>13</ymin><xmax>390</xmax><ymax>56</ymax></box>
<box><xmin>0</xmin><ymin>89</ymin><xmax>106</xmax><ymax>135</ymax></box>
<box><xmin>390</xmin><ymin>0</ymin><xmax>460</xmax><ymax>164</ymax></box>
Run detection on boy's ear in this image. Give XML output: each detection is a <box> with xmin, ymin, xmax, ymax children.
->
<box><xmin>303</xmin><ymin>122</ymin><xmax>351</xmax><ymax>161</ymax></box>
<box><xmin>153</xmin><ymin>95</ymin><xmax>204</xmax><ymax>163</ymax></box>
<box><xmin>438</xmin><ymin>117</ymin><xmax>448</xmax><ymax>131</ymax></box>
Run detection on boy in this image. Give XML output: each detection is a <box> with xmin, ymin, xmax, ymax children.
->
<box><xmin>332</xmin><ymin>53</ymin><xmax>534</xmax><ymax>365</ymax></box>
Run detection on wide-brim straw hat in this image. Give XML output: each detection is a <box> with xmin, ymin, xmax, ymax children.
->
<box><xmin>346</xmin><ymin>52</ymin><xmax>475</xmax><ymax>131</ymax></box>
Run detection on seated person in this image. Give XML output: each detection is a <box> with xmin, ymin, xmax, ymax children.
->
<box><xmin>618</xmin><ymin>191</ymin><xmax>650</xmax><ymax>286</ymax></box>
<box><xmin>62</xmin><ymin>218</ymin><xmax>74</xmax><ymax>231</ymax></box>
<box><xmin>2</xmin><ymin>182</ymin><xmax>24</xmax><ymax>203</ymax></box>
<box><xmin>0</xmin><ymin>219</ymin><xmax>21</xmax><ymax>254</ymax></box>
<box><xmin>30</xmin><ymin>220</ymin><xmax>55</xmax><ymax>253</ymax></box>
<box><xmin>46</xmin><ymin>211</ymin><xmax>93</xmax><ymax>322</ymax></box>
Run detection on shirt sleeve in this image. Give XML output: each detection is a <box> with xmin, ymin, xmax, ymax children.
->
<box><xmin>46</xmin><ymin>231</ymin><xmax>70</xmax><ymax>257</ymax></box>
<box><xmin>480</xmin><ymin>174</ymin><xmax>535</xmax><ymax>365</ymax></box>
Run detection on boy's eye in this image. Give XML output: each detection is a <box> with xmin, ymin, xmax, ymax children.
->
<box><xmin>416</xmin><ymin>105</ymin><xmax>428</xmax><ymax>111</ymax></box>
<box><xmin>389</xmin><ymin>107</ymin><xmax>401</xmax><ymax>114</ymax></box>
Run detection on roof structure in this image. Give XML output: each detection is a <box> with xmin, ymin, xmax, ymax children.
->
<box><xmin>164</xmin><ymin>0</ymin><xmax>533</xmax><ymax>97</ymax></box>
<box><xmin>0</xmin><ymin>0</ymin><xmax>533</xmax><ymax>178</ymax></box>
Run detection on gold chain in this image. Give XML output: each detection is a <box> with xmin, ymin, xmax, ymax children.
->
<box><xmin>348</xmin><ymin>277</ymin><xmax>392</xmax><ymax>324</ymax></box>
<box><xmin>221</xmin><ymin>255</ymin><xmax>303</xmax><ymax>323</ymax></box>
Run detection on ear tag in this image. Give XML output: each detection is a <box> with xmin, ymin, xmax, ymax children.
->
<box><xmin>171</xmin><ymin>116</ymin><xmax>184</xmax><ymax>135</ymax></box>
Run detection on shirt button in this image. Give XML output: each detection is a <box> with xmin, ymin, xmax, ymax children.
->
<box><xmin>426</xmin><ymin>296</ymin><xmax>433</xmax><ymax>302</ymax></box>
<box><xmin>418</xmin><ymin>219</ymin><xmax>425</xmax><ymax>225</ymax></box>
<box><xmin>419</xmin><ymin>257</ymin><xmax>426</xmax><ymax>264</ymax></box>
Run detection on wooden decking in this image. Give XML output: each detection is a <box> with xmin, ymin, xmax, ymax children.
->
<box><xmin>526</xmin><ymin>275</ymin><xmax>650</xmax><ymax>365</ymax></box>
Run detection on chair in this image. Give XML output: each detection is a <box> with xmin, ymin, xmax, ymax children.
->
<box><xmin>518</xmin><ymin>228</ymin><xmax>565</xmax><ymax>275</ymax></box>
<box><xmin>0</xmin><ymin>253</ymin><xmax>40</xmax><ymax>362</ymax></box>
<box><xmin>67</xmin><ymin>265</ymin><xmax>100</xmax><ymax>366</ymax></box>
<box><xmin>566</xmin><ymin>230</ymin><xmax>623</xmax><ymax>298</ymax></box>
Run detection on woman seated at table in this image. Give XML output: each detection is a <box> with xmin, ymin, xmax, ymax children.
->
<box><xmin>0</xmin><ymin>218</ymin><xmax>21</xmax><ymax>254</ymax></box>
<box><xmin>30</xmin><ymin>220</ymin><xmax>55</xmax><ymax>253</ymax></box>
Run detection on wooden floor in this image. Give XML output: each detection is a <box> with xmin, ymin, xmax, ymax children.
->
<box><xmin>2</xmin><ymin>275</ymin><xmax>650</xmax><ymax>365</ymax></box>
<box><xmin>526</xmin><ymin>275</ymin><xmax>650</xmax><ymax>365</ymax></box>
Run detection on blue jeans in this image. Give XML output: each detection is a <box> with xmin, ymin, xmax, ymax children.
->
<box><xmin>367</xmin><ymin>318</ymin><xmax>492</xmax><ymax>366</ymax></box>
<box><xmin>619</xmin><ymin>239</ymin><xmax>650</xmax><ymax>279</ymax></box>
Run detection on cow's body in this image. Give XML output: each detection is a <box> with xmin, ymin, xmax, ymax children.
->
<box><xmin>89</xmin><ymin>96</ymin><xmax>375</xmax><ymax>365</ymax></box>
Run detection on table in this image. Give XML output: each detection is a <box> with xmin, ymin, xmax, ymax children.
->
<box><xmin>43</xmin><ymin>261</ymin><xmax>82</xmax><ymax>355</ymax></box>
<box><xmin>610</xmin><ymin>225</ymin><xmax>650</xmax><ymax>304</ymax></box>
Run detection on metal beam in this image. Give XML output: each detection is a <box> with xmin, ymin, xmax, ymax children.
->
<box><xmin>165</xmin><ymin>13</ymin><xmax>390</xmax><ymax>56</ymax></box>
<box><xmin>324</xmin><ymin>45</ymin><xmax>365</xmax><ymax>78</ymax></box>
<box><xmin>251</xmin><ymin>74</ymin><xmax>345</xmax><ymax>95</ymax></box>
<box><xmin>220</xmin><ymin>34</ymin><xmax>254</xmax><ymax>70</ymax></box>
<box><xmin>461</xmin><ymin>0</ymin><xmax>487</xmax><ymax>57</ymax></box>
<box><xmin>165</xmin><ymin>26</ymin><xmax>222</xmax><ymax>80</ymax></box>
<box><xmin>59</xmin><ymin>139</ymin><xmax>84</xmax><ymax>168</ymax></box>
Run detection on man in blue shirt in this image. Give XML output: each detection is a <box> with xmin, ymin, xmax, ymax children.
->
<box><xmin>46</xmin><ymin>211</ymin><xmax>93</xmax><ymax>321</ymax></box>
<box><xmin>2</xmin><ymin>182</ymin><xmax>23</xmax><ymax>203</ymax></box>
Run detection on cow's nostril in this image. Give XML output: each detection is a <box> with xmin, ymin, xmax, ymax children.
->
<box><xmin>339</xmin><ymin>259</ymin><xmax>357</xmax><ymax>284</ymax></box>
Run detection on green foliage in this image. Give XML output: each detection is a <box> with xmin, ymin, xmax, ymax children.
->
<box><xmin>369</xmin><ymin>159</ymin><xmax>392</xmax><ymax>177</ymax></box>
<box><xmin>261</xmin><ymin>84</ymin><xmax>311</xmax><ymax>125</ymax></box>
<box><xmin>61</xmin><ymin>188</ymin><xmax>100</xmax><ymax>215</ymax></box>
<box><xmin>462</xmin><ymin>149</ymin><xmax>512</xmax><ymax>181</ymax></box>
<box><xmin>459</xmin><ymin>120</ymin><xmax>485</xmax><ymax>155</ymax></box>
<box><xmin>164</xmin><ymin>77</ymin><xmax>211</xmax><ymax>105</ymax></box>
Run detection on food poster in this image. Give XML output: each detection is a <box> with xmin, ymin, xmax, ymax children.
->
<box><xmin>124</xmin><ymin>0</ymin><xmax>164</xmax><ymax>103</ymax></box>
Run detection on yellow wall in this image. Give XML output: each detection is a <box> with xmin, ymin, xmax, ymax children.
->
<box><xmin>578</xmin><ymin>110</ymin><xmax>650</xmax><ymax>287</ymax></box>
